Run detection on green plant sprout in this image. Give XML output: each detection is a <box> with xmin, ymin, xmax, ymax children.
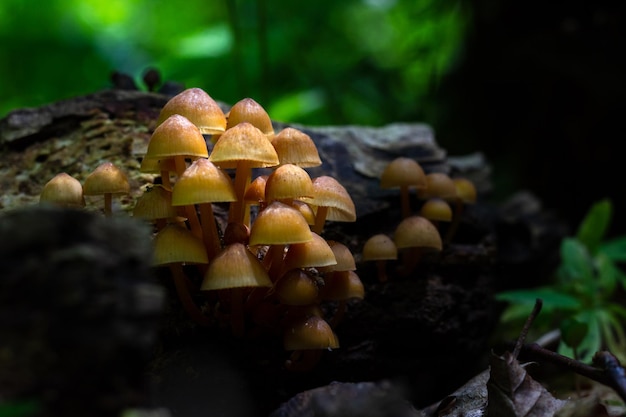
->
<box><xmin>497</xmin><ymin>198</ymin><xmax>626</xmax><ymax>363</ymax></box>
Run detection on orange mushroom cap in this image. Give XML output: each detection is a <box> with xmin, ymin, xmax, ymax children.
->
<box><xmin>271</xmin><ymin>127</ymin><xmax>322</xmax><ymax>167</ymax></box>
<box><xmin>201</xmin><ymin>243</ymin><xmax>272</xmax><ymax>290</ymax></box>
<box><xmin>156</xmin><ymin>87</ymin><xmax>227</xmax><ymax>135</ymax></box>
<box><xmin>39</xmin><ymin>172</ymin><xmax>85</xmax><ymax>208</ymax></box>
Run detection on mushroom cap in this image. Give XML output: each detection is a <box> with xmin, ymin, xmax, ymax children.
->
<box><xmin>83</xmin><ymin>162</ymin><xmax>130</xmax><ymax>196</ymax></box>
<box><xmin>283</xmin><ymin>232</ymin><xmax>337</xmax><ymax>270</ymax></box>
<box><xmin>274</xmin><ymin>268</ymin><xmax>319</xmax><ymax>306</ymax></box>
<box><xmin>133</xmin><ymin>184</ymin><xmax>180</xmax><ymax>221</ymax></box>
<box><xmin>171</xmin><ymin>158</ymin><xmax>236</xmax><ymax>205</ymax></box>
<box><xmin>394</xmin><ymin>215</ymin><xmax>442</xmax><ymax>251</ymax></box>
<box><xmin>226</xmin><ymin>97</ymin><xmax>274</xmax><ymax>138</ymax></box>
<box><xmin>453</xmin><ymin>177</ymin><xmax>477</xmax><ymax>204</ymax></box>
<box><xmin>319</xmin><ymin>270</ymin><xmax>365</xmax><ymax>301</ymax></box>
<box><xmin>362</xmin><ymin>234</ymin><xmax>398</xmax><ymax>261</ymax></box>
<box><xmin>209</xmin><ymin>122</ymin><xmax>279</xmax><ymax>169</ymax></box>
<box><xmin>201</xmin><ymin>243</ymin><xmax>272</xmax><ymax>290</ymax></box>
<box><xmin>309</xmin><ymin>176</ymin><xmax>356</xmax><ymax>222</ymax></box>
<box><xmin>244</xmin><ymin>175</ymin><xmax>268</xmax><ymax>205</ymax></box>
<box><xmin>292</xmin><ymin>200</ymin><xmax>316</xmax><ymax>225</ymax></box>
<box><xmin>146</xmin><ymin>114</ymin><xmax>209</xmax><ymax>160</ymax></box>
<box><xmin>419</xmin><ymin>197</ymin><xmax>453</xmax><ymax>222</ymax></box>
<box><xmin>265</xmin><ymin>163</ymin><xmax>314</xmax><ymax>202</ymax></box>
<box><xmin>153</xmin><ymin>223</ymin><xmax>209</xmax><ymax>266</ymax></box>
<box><xmin>318</xmin><ymin>240</ymin><xmax>356</xmax><ymax>273</ymax></box>
<box><xmin>139</xmin><ymin>156</ymin><xmax>178</xmax><ymax>174</ymax></box>
<box><xmin>39</xmin><ymin>172</ymin><xmax>85</xmax><ymax>208</ymax></box>
<box><xmin>271</xmin><ymin>127</ymin><xmax>322</xmax><ymax>167</ymax></box>
<box><xmin>156</xmin><ymin>87</ymin><xmax>227</xmax><ymax>135</ymax></box>
<box><xmin>283</xmin><ymin>315</ymin><xmax>339</xmax><ymax>350</ymax></box>
<box><xmin>420</xmin><ymin>172</ymin><xmax>457</xmax><ymax>201</ymax></box>
<box><xmin>249</xmin><ymin>201</ymin><xmax>313</xmax><ymax>246</ymax></box>
<box><xmin>380</xmin><ymin>157</ymin><xmax>426</xmax><ymax>189</ymax></box>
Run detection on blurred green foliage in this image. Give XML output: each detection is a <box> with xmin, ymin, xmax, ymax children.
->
<box><xmin>0</xmin><ymin>0</ymin><xmax>469</xmax><ymax>126</ymax></box>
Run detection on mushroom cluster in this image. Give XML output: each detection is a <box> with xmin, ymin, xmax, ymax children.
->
<box><xmin>362</xmin><ymin>157</ymin><xmax>477</xmax><ymax>281</ymax></box>
<box><xmin>42</xmin><ymin>87</ymin><xmax>361</xmax><ymax>371</ymax></box>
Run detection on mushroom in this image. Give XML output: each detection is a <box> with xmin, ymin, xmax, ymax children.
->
<box><xmin>132</xmin><ymin>184</ymin><xmax>181</xmax><ymax>231</ymax></box>
<box><xmin>264</xmin><ymin>163</ymin><xmax>314</xmax><ymax>207</ymax></box>
<box><xmin>362</xmin><ymin>234</ymin><xmax>398</xmax><ymax>283</ymax></box>
<box><xmin>380</xmin><ymin>157</ymin><xmax>426</xmax><ymax>219</ymax></box>
<box><xmin>308</xmin><ymin>175</ymin><xmax>356</xmax><ymax>235</ymax></box>
<box><xmin>156</xmin><ymin>87</ymin><xmax>227</xmax><ymax>136</ymax></box>
<box><xmin>145</xmin><ymin>114</ymin><xmax>209</xmax><ymax>238</ymax></box>
<box><xmin>419</xmin><ymin>197</ymin><xmax>453</xmax><ymax>232</ymax></box>
<box><xmin>444</xmin><ymin>177</ymin><xmax>478</xmax><ymax>244</ymax></box>
<box><xmin>153</xmin><ymin>223</ymin><xmax>211</xmax><ymax>326</ymax></box>
<box><xmin>394</xmin><ymin>215</ymin><xmax>442</xmax><ymax>276</ymax></box>
<box><xmin>224</xmin><ymin>97</ymin><xmax>275</xmax><ymax>140</ymax></box>
<box><xmin>171</xmin><ymin>158</ymin><xmax>236</xmax><ymax>260</ymax></box>
<box><xmin>319</xmin><ymin>270</ymin><xmax>365</xmax><ymax>328</ymax></box>
<box><xmin>209</xmin><ymin>122</ymin><xmax>279</xmax><ymax>225</ymax></box>
<box><xmin>249</xmin><ymin>201</ymin><xmax>313</xmax><ymax>280</ymax></box>
<box><xmin>39</xmin><ymin>172</ymin><xmax>85</xmax><ymax>209</ymax></box>
<box><xmin>282</xmin><ymin>232</ymin><xmax>338</xmax><ymax>275</ymax></box>
<box><xmin>283</xmin><ymin>314</ymin><xmax>339</xmax><ymax>371</ymax></box>
<box><xmin>82</xmin><ymin>162</ymin><xmax>130</xmax><ymax>216</ymax></box>
<box><xmin>201</xmin><ymin>243</ymin><xmax>272</xmax><ymax>337</ymax></box>
<box><xmin>270</xmin><ymin>127</ymin><xmax>322</xmax><ymax>167</ymax></box>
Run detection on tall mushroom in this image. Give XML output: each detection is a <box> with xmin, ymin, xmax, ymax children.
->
<box><xmin>308</xmin><ymin>175</ymin><xmax>356</xmax><ymax>235</ymax></box>
<box><xmin>209</xmin><ymin>122</ymin><xmax>279</xmax><ymax>225</ymax></box>
<box><xmin>380</xmin><ymin>157</ymin><xmax>426</xmax><ymax>219</ymax></box>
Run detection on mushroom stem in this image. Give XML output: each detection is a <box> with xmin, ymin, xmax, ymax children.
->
<box><xmin>169</xmin><ymin>263</ymin><xmax>211</xmax><ymax>326</ymax></box>
<box><xmin>199</xmin><ymin>203</ymin><xmax>222</xmax><ymax>261</ymax></box>
<box><xmin>375</xmin><ymin>260</ymin><xmax>389</xmax><ymax>283</ymax></box>
<box><xmin>103</xmin><ymin>193</ymin><xmax>113</xmax><ymax>216</ymax></box>
<box><xmin>230</xmin><ymin>161</ymin><xmax>253</xmax><ymax>224</ymax></box>
<box><xmin>312</xmin><ymin>206</ymin><xmax>329</xmax><ymax>235</ymax></box>
<box><xmin>173</xmin><ymin>156</ymin><xmax>203</xmax><ymax>240</ymax></box>
<box><xmin>263</xmin><ymin>244</ymin><xmax>286</xmax><ymax>281</ymax></box>
<box><xmin>398</xmin><ymin>247</ymin><xmax>423</xmax><ymax>277</ymax></box>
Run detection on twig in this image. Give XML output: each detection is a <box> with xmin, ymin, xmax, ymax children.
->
<box><xmin>520</xmin><ymin>344</ymin><xmax>626</xmax><ymax>402</ymax></box>
<box><xmin>513</xmin><ymin>298</ymin><xmax>542</xmax><ymax>359</ymax></box>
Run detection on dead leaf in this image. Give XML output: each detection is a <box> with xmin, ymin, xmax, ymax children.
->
<box><xmin>488</xmin><ymin>351</ymin><xmax>567</xmax><ymax>417</ymax></box>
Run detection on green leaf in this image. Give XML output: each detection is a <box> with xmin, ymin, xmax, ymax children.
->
<box><xmin>0</xmin><ymin>400</ymin><xmax>39</xmax><ymax>417</ymax></box>
<box><xmin>600</xmin><ymin>235</ymin><xmax>626</xmax><ymax>262</ymax></box>
<box><xmin>558</xmin><ymin>238</ymin><xmax>594</xmax><ymax>284</ymax></box>
<box><xmin>595</xmin><ymin>252</ymin><xmax>619</xmax><ymax>296</ymax></box>
<box><xmin>576</xmin><ymin>199</ymin><xmax>612</xmax><ymax>254</ymax></box>
<box><xmin>558</xmin><ymin>311</ymin><xmax>602</xmax><ymax>363</ymax></box>
<box><xmin>560</xmin><ymin>317</ymin><xmax>588</xmax><ymax>349</ymax></box>
<box><xmin>496</xmin><ymin>287</ymin><xmax>582</xmax><ymax>310</ymax></box>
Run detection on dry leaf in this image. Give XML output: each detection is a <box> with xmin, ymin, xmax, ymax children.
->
<box><xmin>487</xmin><ymin>351</ymin><xmax>567</xmax><ymax>417</ymax></box>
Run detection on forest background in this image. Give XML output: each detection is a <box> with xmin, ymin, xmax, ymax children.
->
<box><xmin>1</xmin><ymin>0</ymin><xmax>625</xmax><ymax>235</ymax></box>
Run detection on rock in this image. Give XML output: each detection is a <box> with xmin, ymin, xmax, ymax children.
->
<box><xmin>0</xmin><ymin>206</ymin><xmax>165</xmax><ymax>417</ymax></box>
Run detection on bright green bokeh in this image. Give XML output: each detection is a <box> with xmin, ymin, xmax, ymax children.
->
<box><xmin>0</xmin><ymin>0</ymin><xmax>469</xmax><ymax>127</ymax></box>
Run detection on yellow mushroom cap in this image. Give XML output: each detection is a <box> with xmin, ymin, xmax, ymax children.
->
<box><xmin>274</xmin><ymin>269</ymin><xmax>319</xmax><ymax>306</ymax></box>
<box><xmin>283</xmin><ymin>315</ymin><xmax>339</xmax><ymax>350</ymax></box>
<box><xmin>309</xmin><ymin>176</ymin><xmax>356</xmax><ymax>222</ymax></box>
<box><xmin>362</xmin><ymin>234</ymin><xmax>398</xmax><ymax>261</ymax></box>
<box><xmin>152</xmin><ymin>223</ymin><xmax>209</xmax><ymax>266</ymax></box>
<box><xmin>209</xmin><ymin>122</ymin><xmax>279</xmax><ymax>169</ymax></box>
<box><xmin>244</xmin><ymin>175</ymin><xmax>268</xmax><ymax>205</ymax></box>
<box><xmin>83</xmin><ymin>162</ymin><xmax>130</xmax><ymax>196</ymax></box>
<box><xmin>133</xmin><ymin>184</ymin><xmax>179</xmax><ymax>221</ymax></box>
<box><xmin>283</xmin><ymin>232</ymin><xmax>337</xmax><ymax>270</ymax></box>
<box><xmin>421</xmin><ymin>172</ymin><xmax>457</xmax><ymax>201</ymax></box>
<box><xmin>419</xmin><ymin>197</ymin><xmax>453</xmax><ymax>222</ymax></box>
<box><xmin>201</xmin><ymin>243</ymin><xmax>272</xmax><ymax>290</ymax></box>
<box><xmin>271</xmin><ymin>127</ymin><xmax>322</xmax><ymax>167</ymax></box>
<box><xmin>39</xmin><ymin>172</ymin><xmax>85</xmax><ymax>208</ymax></box>
<box><xmin>146</xmin><ymin>114</ymin><xmax>209</xmax><ymax>160</ymax></box>
<box><xmin>226</xmin><ymin>97</ymin><xmax>275</xmax><ymax>138</ymax></box>
<box><xmin>380</xmin><ymin>157</ymin><xmax>426</xmax><ymax>189</ymax></box>
<box><xmin>292</xmin><ymin>200</ymin><xmax>316</xmax><ymax>225</ymax></box>
<box><xmin>265</xmin><ymin>163</ymin><xmax>314</xmax><ymax>202</ymax></box>
<box><xmin>319</xmin><ymin>270</ymin><xmax>365</xmax><ymax>301</ymax></box>
<box><xmin>249</xmin><ymin>201</ymin><xmax>313</xmax><ymax>246</ymax></box>
<box><xmin>394</xmin><ymin>215</ymin><xmax>442</xmax><ymax>251</ymax></box>
<box><xmin>171</xmin><ymin>158</ymin><xmax>236</xmax><ymax>206</ymax></box>
<box><xmin>156</xmin><ymin>87</ymin><xmax>227</xmax><ymax>135</ymax></box>
<box><xmin>453</xmin><ymin>177</ymin><xmax>477</xmax><ymax>204</ymax></box>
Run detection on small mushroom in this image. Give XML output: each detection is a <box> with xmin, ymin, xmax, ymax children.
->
<box><xmin>39</xmin><ymin>172</ymin><xmax>85</xmax><ymax>209</ymax></box>
<box><xmin>362</xmin><ymin>234</ymin><xmax>398</xmax><ymax>282</ymax></box>
<box><xmin>82</xmin><ymin>162</ymin><xmax>130</xmax><ymax>216</ymax></box>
